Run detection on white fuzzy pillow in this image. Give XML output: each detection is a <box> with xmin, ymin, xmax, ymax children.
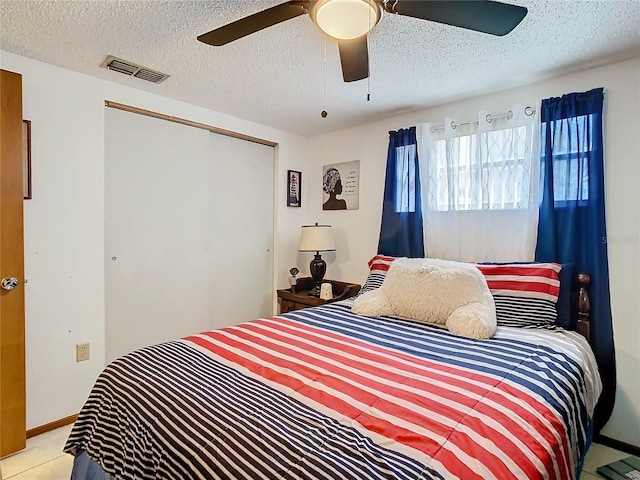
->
<box><xmin>352</xmin><ymin>257</ymin><xmax>496</xmax><ymax>339</ymax></box>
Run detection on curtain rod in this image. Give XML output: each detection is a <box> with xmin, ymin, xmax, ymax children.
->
<box><xmin>430</xmin><ymin>106</ymin><xmax>535</xmax><ymax>133</ymax></box>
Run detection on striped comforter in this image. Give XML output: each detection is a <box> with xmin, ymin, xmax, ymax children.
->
<box><xmin>65</xmin><ymin>300</ymin><xmax>601</xmax><ymax>480</ymax></box>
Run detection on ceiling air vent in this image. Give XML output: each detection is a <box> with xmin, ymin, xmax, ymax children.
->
<box><xmin>100</xmin><ymin>55</ymin><xmax>170</xmax><ymax>84</ymax></box>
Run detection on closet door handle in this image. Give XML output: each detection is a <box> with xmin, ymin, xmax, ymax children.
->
<box><xmin>1</xmin><ymin>277</ymin><xmax>19</xmax><ymax>291</ymax></box>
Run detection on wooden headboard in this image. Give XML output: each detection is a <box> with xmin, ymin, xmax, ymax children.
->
<box><xmin>575</xmin><ymin>273</ymin><xmax>591</xmax><ymax>342</ymax></box>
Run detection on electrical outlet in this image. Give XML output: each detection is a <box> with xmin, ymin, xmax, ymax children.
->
<box><xmin>76</xmin><ymin>342</ymin><xmax>90</xmax><ymax>362</ymax></box>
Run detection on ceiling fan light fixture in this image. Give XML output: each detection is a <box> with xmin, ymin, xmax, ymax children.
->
<box><xmin>311</xmin><ymin>0</ymin><xmax>382</xmax><ymax>40</ymax></box>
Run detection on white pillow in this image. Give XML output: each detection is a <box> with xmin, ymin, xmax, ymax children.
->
<box><xmin>352</xmin><ymin>257</ymin><xmax>496</xmax><ymax>339</ymax></box>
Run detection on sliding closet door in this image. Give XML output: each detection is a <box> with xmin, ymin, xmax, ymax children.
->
<box><xmin>207</xmin><ymin>132</ymin><xmax>273</xmax><ymax>328</ymax></box>
<box><xmin>105</xmin><ymin>108</ymin><xmax>274</xmax><ymax>363</ymax></box>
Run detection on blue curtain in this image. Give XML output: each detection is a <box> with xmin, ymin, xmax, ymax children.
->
<box><xmin>535</xmin><ymin>88</ymin><xmax>615</xmax><ymax>433</ymax></box>
<box><xmin>378</xmin><ymin>127</ymin><xmax>424</xmax><ymax>257</ymax></box>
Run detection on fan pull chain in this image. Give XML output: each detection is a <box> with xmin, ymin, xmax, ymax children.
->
<box><xmin>366</xmin><ymin>36</ymin><xmax>371</xmax><ymax>102</ymax></box>
<box><xmin>367</xmin><ymin>10</ymin><xmax>371</xmax><ymax>102</ymax></box>
<box><xmin>321</xmin><ymin>34</ymin><xmax>328</xmax><ymax>118</ymax></box>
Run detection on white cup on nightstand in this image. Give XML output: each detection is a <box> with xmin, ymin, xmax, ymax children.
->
<box><xmin>320</xmin><ymin>282</ymin><xmax>333</xmax><ymax>300</ymax></box>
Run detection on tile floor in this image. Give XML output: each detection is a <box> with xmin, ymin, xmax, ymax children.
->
<box><xmin>0</xmin><ymin>425</ymin><xmax>74</xmax><ymax>479</ymax></box>
<box><xmin>0</xmin><ymin>423</ymin><xmax>632</xmax><ymax>479</ymax></box>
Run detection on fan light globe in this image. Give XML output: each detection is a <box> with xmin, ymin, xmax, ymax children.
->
<box><xmin>312</xmin><ymin>0</ymin><xmax>382</xmax><ymax>40</ymax></box>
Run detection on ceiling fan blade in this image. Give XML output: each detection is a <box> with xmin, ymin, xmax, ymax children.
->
<box><xmin>198</xmin><ymin>1</ymin><xmax>309</xmax><ymax>46</ymax></box>
<box><xmin>389</xmin><ymin>0</ymin><xmax>527</xmax><ymax>36</ymax></box>
<box><xmin>338</xmin><ymin>36</ymin><xmax>369</xmax><ymax>83</ymax></box>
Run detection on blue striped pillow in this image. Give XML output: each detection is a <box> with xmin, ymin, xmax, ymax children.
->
<box><xmin>476</xmin><ymin>263</ymin><xmax>562</xmax><ymax>329</ymax></box>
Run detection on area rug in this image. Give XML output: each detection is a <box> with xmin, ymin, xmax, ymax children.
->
<box><xmin>597</xmin><ymin>455</ymin><xmax>640</xmax><ymax>480</ymax></box>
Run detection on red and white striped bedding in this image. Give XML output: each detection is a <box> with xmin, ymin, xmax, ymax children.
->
<box><xmin>65</xmin><ymin>300</ymin><xmax>601</xmax><ymax>480</ymax></box>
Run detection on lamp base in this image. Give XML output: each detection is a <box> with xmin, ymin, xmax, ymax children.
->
<box><xmin>309</xmin><ymin>252</ymin><xmax>326</xmax><ymax>297</ymax></box>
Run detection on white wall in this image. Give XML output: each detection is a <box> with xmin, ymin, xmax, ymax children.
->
<box><xmin>305</xmin><ymin>57</ymin><xmax>640</xmax><ymax>447</ymax></box>
<box><xmin>0</xmin><ymin>51</ymin><xmax>312</xmax><ymax>429</ymax></box>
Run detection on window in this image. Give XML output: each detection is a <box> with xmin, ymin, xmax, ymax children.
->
<box><xmin>426</xmin><ymin>123</ymin><xmax>535</xmax><ymax>212</ymax></box>
<box><xmin>394</xmin><ymin>144</ymin><xmax>417</xmax><ymax>213</ymax></box>
<box><xmin>541</xmin><ymin>114</ymin><xmax>593</xmax><ymax>203</ymax></box>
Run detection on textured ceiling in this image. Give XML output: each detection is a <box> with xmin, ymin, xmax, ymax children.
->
<box><xmin>1</xmin><ymin>1</ymin><xmax>639</xmax><ymax>137</ymax></box>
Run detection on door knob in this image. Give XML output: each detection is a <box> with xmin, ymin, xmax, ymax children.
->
<box><xmin>1</xmin><ymin>277</ymin><xmax>19</xmax><ymax>291</ymax></box>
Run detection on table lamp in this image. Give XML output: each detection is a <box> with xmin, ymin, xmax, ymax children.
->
<box><xmin>298</xmin><ymin>223</ymin><xmax>336</xmax><ymax>297</ymax></box>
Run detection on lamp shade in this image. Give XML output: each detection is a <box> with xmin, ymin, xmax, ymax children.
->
<box><xmin>298</xmin><ymin>224</ymin><xmax>336</xmax><ymax>252</ymax></box>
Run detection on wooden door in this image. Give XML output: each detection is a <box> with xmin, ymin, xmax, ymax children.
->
<box><xmin>0</xmin><ymin>69</ymin><xmax>26</xmax><ymax>457</ymax></box>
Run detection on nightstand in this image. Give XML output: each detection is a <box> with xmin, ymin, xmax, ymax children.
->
<box><xmin>277</xmin><ymin>277</ymin><xmax>361</xmax><ymax>314</ymax></box>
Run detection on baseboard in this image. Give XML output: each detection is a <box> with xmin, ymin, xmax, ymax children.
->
<box><xmin>26</xmin><ymin>414</ymin><xmax>78</xmax><ymax>439</ymax></box>
<box><xmin>597</xmin><ymin>434</ymin><xmax>640</xmax><ymax>456</ymax></box>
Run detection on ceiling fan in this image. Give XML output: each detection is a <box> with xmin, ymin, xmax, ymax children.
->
<box><xmin>197</xmin><ymin>0</ymin><xmax>527</xmax><ymax>83</ymax></box>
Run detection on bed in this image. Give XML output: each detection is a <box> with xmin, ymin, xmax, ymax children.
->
<box><xmin>65</xmin><ymin>260</ymin><xmax>601</xmax><ymax>480</ymax></box>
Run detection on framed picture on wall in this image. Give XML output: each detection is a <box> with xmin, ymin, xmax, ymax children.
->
<box><xmin>322</xmin><ymin>160</ymin><xmax>359</xmax><ymax>210</ymax></box>
<box><xmin>287</xmin><ymin>170</ymin><xmax>301</xmax><ymax>207</ymax></box>
<box><xmin>23</xmin><ymin>120</ymin><xmax>32</xmax><ymax>200</ymax></box>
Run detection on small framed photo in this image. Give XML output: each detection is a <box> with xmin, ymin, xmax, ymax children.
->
<box><xmin>23</xmin><ymin>120</ymin><xmax>32</xmax><ymax>200</ymax></box>
<box><xmin>287</xmin><ymin>170</ymin><xmax>301</xmax><ymax>207</ymax></box>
